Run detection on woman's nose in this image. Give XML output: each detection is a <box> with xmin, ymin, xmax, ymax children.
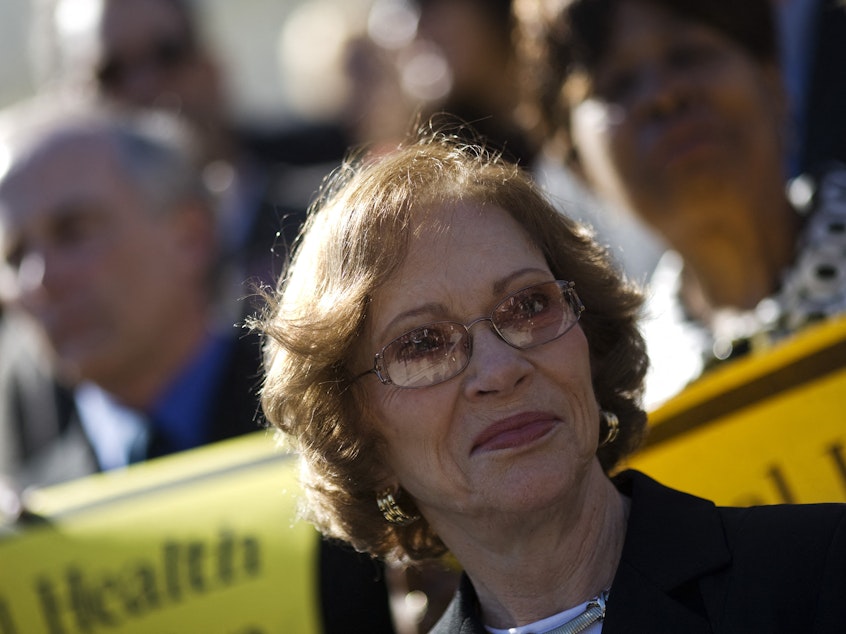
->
<box><xmin>463</xmin><ymin>324</ymin><xmax>532</xmax><ymax>397</ymax></box>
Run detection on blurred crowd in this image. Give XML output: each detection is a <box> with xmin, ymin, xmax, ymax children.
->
<box><xmin>0</xmin><ymin>0</ymin><xmax>845</xmax><ymax>632</ymax></box>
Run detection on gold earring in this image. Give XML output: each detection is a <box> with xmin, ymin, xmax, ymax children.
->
<box><xmin>377</xmin><ymin>488</ymin><xmax>420</xmax><ymax>526</ymax></box>
<box><xmin>599</xmin><ymin>410</ymin><xmax>619</xmax><ymax>448</ymax></box>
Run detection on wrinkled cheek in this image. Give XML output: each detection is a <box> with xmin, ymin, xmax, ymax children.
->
<box><xmin>365</xmin><ymin>398</ymin><xmax>409</xmax><ymax>462</ymax></box>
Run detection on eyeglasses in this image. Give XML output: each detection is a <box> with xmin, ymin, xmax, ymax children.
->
<box><xmin>356</xmin><ymin>280</ymin><xmax>585</xmax><ymax>389</ymax></box>
<box><xmin>96</xmin><ymin>35</ymin><xmax>195</xmax><ymax>90</ymax></box>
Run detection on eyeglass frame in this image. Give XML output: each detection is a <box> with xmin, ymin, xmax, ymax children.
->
<box><xmin>353</xmin><ymin>279</ymin><xmax>585</xmax><ymax>389</ymax></box>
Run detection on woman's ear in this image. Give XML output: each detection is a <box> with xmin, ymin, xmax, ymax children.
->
<box><xmin>373</xmin><ymin>471</ymin><xmax>400</xmax><ymax>495</ymax></box>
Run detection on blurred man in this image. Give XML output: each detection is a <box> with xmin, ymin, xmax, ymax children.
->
<box><xmin>0</xmin><ymin>104</ymin><xmax>261</xmax><ymax>488</ymax></box>
<box><xmin>40</xmin><ymin>0</ymin><xmax>347</xmax><ymax>297</ymax></box>
<box><xmin>0</xmin><ymin>100</ymin><xmax>401</xmax><ymax>633</ymax></box>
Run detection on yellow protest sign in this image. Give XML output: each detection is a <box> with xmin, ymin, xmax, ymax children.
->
<box><xmin>629</xmin><ymin>316</ymin><xmax>846</xmax><ymax>506</ymax></box>
<box><xmin>0</xmin><ymin>432</ymin><xmax>321</xmax><ymax>634</ymax></box>
<box><xmin>4</xmin><ymin>318</ymin><xmax>846</xmax><ymax>633</ymax></box>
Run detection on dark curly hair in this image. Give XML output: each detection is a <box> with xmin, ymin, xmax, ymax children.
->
<box><xmin>513</xmin><ymin>0</ymin><xmax>779</xmax><ymax>164</ymax></box>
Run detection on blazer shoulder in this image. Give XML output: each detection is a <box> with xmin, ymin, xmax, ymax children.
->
<box><xmin>709</xmin><ymin>503</ymin><xmax>846</xmax><ymax>631</ymax></box>
<box><xmin>717</xmin><ymin>501</ymin><xmax>846</xmax><ymax>548</ymax></box>
<box><xmin>717</xmin><ymin>501</ymin><xmax>846</xmax><ymax>580</ymax></box>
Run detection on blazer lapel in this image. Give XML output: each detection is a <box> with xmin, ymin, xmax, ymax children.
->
<box><xmin>605</xmin><ymin>471</ymin><xmax>732</xmax><ymax>633</ymax></box>
<box><xmin>604</xmin><ymin>560</ymin><xmax>713</xmax><ymax>633</ymax></box>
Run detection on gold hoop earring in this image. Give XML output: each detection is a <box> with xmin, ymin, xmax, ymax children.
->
<box><xmin>377</xmin><ymin>488</ymin><xmax>420</xmax><ymax>526</ymax></box>
<box><xmin>599</xmin><ymin>410</ymin><xmax>619</xmax><ymax>448</ymax></box>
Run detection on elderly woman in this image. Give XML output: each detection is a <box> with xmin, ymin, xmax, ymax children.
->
<box><xmin>257</xmin><ymin>131</ymin><xmax>846</xmax><ymax>632</ymax></box>
<box><xmin>513</xmin><ymin>0</ymin><xmax>846</xmax><ymax>405</ymax></box>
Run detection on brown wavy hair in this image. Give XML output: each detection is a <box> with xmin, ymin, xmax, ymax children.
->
<box><xmin>255</xmin><ymin>125</ymin><xmax>648</xmax><ymax>563</ymax></box>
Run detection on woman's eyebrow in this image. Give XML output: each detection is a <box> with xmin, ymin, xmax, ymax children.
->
<box><xmin>380</xmin><ymin>302</ymin><xmax>449</xmax><ymax>339</ymax></box>
<box><xmin>491</xmin><ymin>267</ymin><xmax>552</xmax><ymax>296</ymax></box>
<box><xmin>379</xmin><ymin>268</ymin><xmax>552</xmax><ymax>340</ymax></box>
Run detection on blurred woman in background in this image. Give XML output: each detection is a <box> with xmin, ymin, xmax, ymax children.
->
<box><xmin>514</xmin><ymin>0</ymin><xmax>846</xmax><ymax>405</ymax></box>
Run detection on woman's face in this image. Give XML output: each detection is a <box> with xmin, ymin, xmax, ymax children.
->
<box><xmin>566</xmin><ymin>0</ymin><xmax>785</xmax><ymax>238</ymax></box>
<box><xmin>352</xmin><ymin>202</ymin><xmax>600</xmax><ymax>530</ymax></box>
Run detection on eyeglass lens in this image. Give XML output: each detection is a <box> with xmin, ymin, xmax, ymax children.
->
<box><xmin>376</xmin><ymin>280</ymin><xmax>582</xmax><ymax>388</ymax></box>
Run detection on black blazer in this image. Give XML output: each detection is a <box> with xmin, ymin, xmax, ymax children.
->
<box><xmin>431</xmin><ymin>470</ymin><xmax>846</xmax><ymax>633</ymax></box>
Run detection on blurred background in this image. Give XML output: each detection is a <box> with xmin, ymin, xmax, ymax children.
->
<box><xmin>1</xmin><ymin>0</ymin><xmax>370</xmax><ymax>125</ymax></box>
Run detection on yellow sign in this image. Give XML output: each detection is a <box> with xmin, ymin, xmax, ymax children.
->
<box><xmin>4</xmin><ymin>318</ymin><xmax>846</xmax><ymax>633</ymax></box>
<box><xmin>0</xmin><ymin>433</ymin><xmax>321</xmax><ymax>634</ymax></box>
<box><xmin>629</xmin><ymin>316</ymin><xmax>846</xmax><ymax>506</ymax></box>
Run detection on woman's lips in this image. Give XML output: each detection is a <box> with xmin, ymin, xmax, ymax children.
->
<box><xmin>471</xmin><ymin>413</ymin><xmax>558</xmax><ymax>455</ymax></box>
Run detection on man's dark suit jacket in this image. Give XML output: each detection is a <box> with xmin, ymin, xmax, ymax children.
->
<box><xmin>0</xmin><ymin>317</ymin><xmax>398</xmax><ymax>634</ymax></box>
<box><xmin>430</xmin><ymin>470</ymin><xmax>846</xmax><ymax>633</ymax></box>
<box><xmin>0</xmin><ymin>316</ymin><xmax>266</xmax><ymax>488</ymax></box>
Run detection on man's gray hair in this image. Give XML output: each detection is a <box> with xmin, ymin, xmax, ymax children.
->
<box><xmin>0</xmin><ymin>96</ymin><xmax>212</xmax><ymax>217</ymax></box>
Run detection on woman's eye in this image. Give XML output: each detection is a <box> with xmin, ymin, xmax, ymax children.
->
<box><xmin>595</xmin><ymin>70</ymin><xmax>636</xmax><ymax>103</ymax></box>
<box><xmin>514</xmin><ymin>292</ymin><xmax>551</xmax><ymax>318</ymax></box>
<box><xmin>524</xmin><ymin>294</ymin><xmax>550</xmax><ymax>315</ymax></box>
<box><xmin>496</xmin><ymin>291</ymin><xmax>552</xmax><ymax>329</ymax></box>
<box><xmin>395</xmin><ymin>328</ymin><xmax>447</xmax><ymax>361</ymax></box>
